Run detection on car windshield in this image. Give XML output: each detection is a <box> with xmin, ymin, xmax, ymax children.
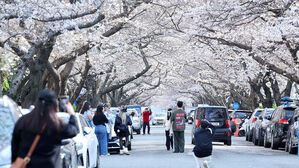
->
<box><xmin>233</xmin><ymin>111</ymin><xmax>251</xmax><ymax>119</ymax></box>
<box><xmin>283</xmin><ymin>108</ymin><xmax>295</xmax><ymax>119</ymax></box>
<box><xmin>200</xmin><ymin>108</ymin><xmax>226</xmax><ymax>121</ymax></box>
<box><xmin>155</xmin><ymin>113</ymin><xmax>165</xmax><ymax>117</ymax></box>
<box><xmin>264</xmin><ymin>109</ymin><xmax>274</xmax><ymax>118</ymax></box>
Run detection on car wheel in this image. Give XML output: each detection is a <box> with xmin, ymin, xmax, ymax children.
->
<box><xmin>245</xmin><ymin>132</ymin><xmax>249</xmax><ymax>141</ymax></box>
<box><xmin>257</xmin><ymin>130</ymin><xmax>263</xmax><ymax>146</ymax></box>
<box><xmin>289</xmin><ymin>136</ymin><xmax>297</xmax><ymax>154</ymax></box>
<box><xmin>128</xmin><ymin>142</ymin><xmax>132</xmax><ymax>151</ymax></box>
<box><xmin>248</xmin><ymin>130</ymin><xmax>253</xmax><ymax>142</ymax></box>
<box><xmin>264</xmin><ymin>132</ymin><xmax>271</xmax><ymax>148</ymax></box>
<box><xmin>224</xmin><ymin>138</ymin><xmax>232</xmax><ymax>146</ymax></box>
<box><xmin>136</xmin><ymin>129</ymin><xmax>141</xmax><ymax>134</ymax></box>
<box><xmin>253</xmin><ymin>130</ymin><xmax>258</xmax><ymax>145</ymax></box>
<box><xmin>271</xmin><ymin>133</ymin><xmax>279</xmax><ymax>150</ymax></box>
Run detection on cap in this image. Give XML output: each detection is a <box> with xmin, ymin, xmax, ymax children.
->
<box><xmin>38</xmin><ymin>89</ymin><xmax>57</xmax><ymax>105</ymax></box>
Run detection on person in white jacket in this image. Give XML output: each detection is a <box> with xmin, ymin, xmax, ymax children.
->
<box><xmin>294</xmin><ymin>116</ymin><xmax>299</xmax><ymax>156</ymax></box>
<box><xmin>164</xmin><ymin>108</ymin><xmax>174</xmax><ymax>151</ymax></box>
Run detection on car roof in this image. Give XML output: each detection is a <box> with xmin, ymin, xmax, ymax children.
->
<box><xmin>197</xmin><ymin>106</ymin><xmax>227</xmax><ymax>109</ymax></box>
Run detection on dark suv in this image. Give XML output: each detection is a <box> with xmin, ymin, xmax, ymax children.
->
<box><xmin>191</xmin><ymin>106</ymin><xmax>232</xmax><ymax>146</ymax></box>
<box><xmin>285</xmin><ymin>108</ymin><xmax>299</xmax><ymax>154</ymax></box>
<box><xmin>264</xmin><ymin>106</ymin><xmax>296</xmax><ymax>149</ymax></box>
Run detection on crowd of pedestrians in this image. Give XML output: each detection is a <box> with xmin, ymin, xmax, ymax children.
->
<box><xmin>10</xmin><ymin>89</ymin><xmax>217</xmax><ymax>168</ymax></box>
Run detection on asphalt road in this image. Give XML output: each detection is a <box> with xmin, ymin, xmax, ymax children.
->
<box><xmin>100</xmin><ymin>125</ymin><xmax>299</xmax><ymax>168</ymax></box>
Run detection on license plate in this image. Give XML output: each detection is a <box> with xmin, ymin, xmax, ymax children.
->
<box><xmin>211</xmin><ymin>122</ymin><xmax>220</xmax><ymax>126</ymax></box>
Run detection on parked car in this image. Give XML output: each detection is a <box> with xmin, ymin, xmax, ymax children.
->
<box><xmin>127</xmin><ymin>108</ymin><xmax>142</xmax><ymax>134</ymax></box>
<box><xmin>0</xmin><ymin>96</ymin><xmax>20</xmax><ymax>168</ymax></box>
<box><xmin>187</xmin><ymin>110</ymin><xmax>195</xmax><ymax>124</ymax></box>
<box><xmin>230</xmin><ymin>110</ymin><xmax>252</xmax><ymax>127</ymax></box>
<box><xmin>57</xmin><ymin>112</ymin><xmax>100</xmax><ymax>168</ymax></box>
<box><xmin>60</xmin><ymin>139</ymin><xmax>78</xmax><ymax>168</ymax></box>
<box><xmin>191</xmin><ymin>105</ymin><xmax>232</xmax><ymax>146</ymax></box>
<box><xmin>251</xmin><ymin>108</ymin><xmax>275</xmax><ymax>146</ymax></box>
<box><xmin>245</xmin><ymin>109</ymin><xmax>263</xmax><ymax>141</ymax></box>
<box><xmin>285</xmin><ymin>108</ymin><xmax>299</xmax><ymax>154</ymax></box>
<box><xmin>152</xmin><ymin>113</ymin><xmax>166</xmax><ymax>125</ymax></box>
<box><xmin>264</xmin><ymin>106</ymin><xmax>297</xmax><ymax>149</ymax></box>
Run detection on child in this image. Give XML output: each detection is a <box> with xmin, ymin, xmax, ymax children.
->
<box><xmin>193</xmin><ymin>120</ymin><xmax>215</xmax><ymax>168</ymax></box>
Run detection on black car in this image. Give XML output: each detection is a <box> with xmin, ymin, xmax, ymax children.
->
<box><xmin>264</xmin><ymin>106</ymin><xmax>297</xmax><ymax>149</ymax></box>
<box><xmin>285</xmin><ymin>108</ymin><xmax>299</xmax><ymax>154</ymax></box>
<box><xmin>192</xmin><ymin>106</ymin><xmax>232</xmax><ymax>146</ymax></box>
<box><xmin>252</xmin><ymin>108</ymin><xmax>275</xmax><ymax>146</ymax></box>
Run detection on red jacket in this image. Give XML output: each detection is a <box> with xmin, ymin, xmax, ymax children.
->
<box><xmin>143</xmin><ymin>111</ymin><xmax>152</xmax><ymax>123</ymax></box>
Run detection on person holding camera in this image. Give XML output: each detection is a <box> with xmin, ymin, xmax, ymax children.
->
<box><xmin>193</xmin><ymin>120</ymin><xmax>215</xmax><ymax>168</ymax></box>
<box><xmin>114</xmin><ymin>107</ymin><xmax>132</xmax><ymax>155</ymax></box>
<box><xmin>164</xmin><ymin>108</ymin><xmax>173</xmax><ymax>151</ymax></box>
<box><xmin>11</xmin><ymin>89</ymin><xmax>79</xmax><ymax>168</ymax></box>
<box><xmin>93</xmin><ymin>105</ymin><xmax>109</xmax><ymax>156</ymax></box>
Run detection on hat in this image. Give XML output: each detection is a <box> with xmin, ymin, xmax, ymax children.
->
<box><xmin>38</xmin><ymin>89</ymin><xmax>57</xmax><ymax>105</ymax></box>
<box><xmin>200</xmin><ymin>120</ymin><xmax>210</xmax><ymax>128</ymax></box>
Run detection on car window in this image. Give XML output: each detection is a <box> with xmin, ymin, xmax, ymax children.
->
<box><xmin>200</xmin><ymin>108</ymin><xmax>226</xmax><ymax>121</ymax></box>
<box><xmin>0</xmin><ymin>107</ymin><xmax>15</xmax><ymax>152</ymax></box>
<box><xmin>254</xmin><ymin>110</ymin><xmax>262</xmax><ymax>117</ymax></box>
<box><xmin>155</xmin><ymin>113</ymin><xmax>165</xmax><ymax>117</ymax></box>
<box><xmin>233</xmin><ymin>111</ymin><xmax>251</xmax><ymax>119</ymax></box>
<box><xmin>79</xmin><ymin>116</ymin><xmax>89</xmax><ymax>130</ymax></box>
<box><xmin>264</xmin><ymin>109</ymin><xmax>274</xmax><ymax>119</ymax></box>
<box><xmin>282</xmin><ymin>108</ymin><xmax>295</xmax><ymax>120</ymax></box>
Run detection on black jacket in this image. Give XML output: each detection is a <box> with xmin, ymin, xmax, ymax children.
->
<box><xmin>193</xmin><ymin>127</ymin><xmax>214</xmax><ymax>158</ymax></box>
<box><xmin>114</xmin><ymin>113</ymin><xmax>132</xmax><ymax>137</ymax></box>
<box><xmin>11</xmin><ymin>115</ymin><xmax>79</xmax><ymax>168</ymax></box>
<box><xmin>93</xmin><ymin>113</ymin><xmax>108</xmax><ymax>126</ymax></box>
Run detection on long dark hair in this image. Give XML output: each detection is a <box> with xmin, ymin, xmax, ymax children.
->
<box><xmin>167</xmin><ymin>108</ymin><xmax>172</xmax><ymax>120</ymax></box>
<box><xmin>21</xmin><ymin>89</ymin><xmax>63</xmax><ymax>135</ymax></box>
<box><xmin>80</xmin><ymin>101</ymin><xmax>91</xmax><ymax>114</ymax></box>
<box><xmin>94</xmin><ymin>105</ymin><xmax>104</xmax><ymax>117</ymax></box>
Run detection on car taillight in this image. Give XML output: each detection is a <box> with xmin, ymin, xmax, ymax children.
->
<box><xmin>196</xmin><ymin>119</ymin><xmax>200</xmax><ymax>128</ymax></box>
<box><xmin>227</xmin><ymin>132</ymin><xmax>231</xmax><ymax>136</ymax></box>
<box><xmin>278</xmin><ymin>119</ymin><xmax>289</xmax><ymax>124</ymax></box>
<box><xmin>252</xmin><ymin>118</ymin><xmax>257</xmax><ymax>123</ymax></box>
<box><xmin>226</xmin><ymin>120</ymin><xmax>230</xmax><ymax>128</ymax></box>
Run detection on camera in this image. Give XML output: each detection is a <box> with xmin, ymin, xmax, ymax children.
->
<box><xmin>59</xmin><ymin>95</ymin><xmax>69</xmax><ymax>112</ymax></box>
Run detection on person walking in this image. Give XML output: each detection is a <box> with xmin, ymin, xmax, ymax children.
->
<box><xmin>80</xmin><ymin>101</ymin><xmax>93</xmax><ymax>127</ymax></box>
<box><xmin>193</xmin><ymin>120</ymin><xmax>215</xmax><ymax>168</ymax></box>
<box><xmin>294</xmin><ymin>116</ymin><xmax>299</xmax><ymax>156</ymax></box>
<box><xmin>171</xmin><ymin>101</ymin><xmax>187</xmax><ymax>153</ymax></box>
<box><xmin>93</xmin><ymin>105</ymin><xmax>109</xmax><ymax>156</ymax></box>
<box><xmin>11</xmin><ymin>89</ymin><xmax>79</xmax><ymax>168</ymax></box>
<box><xmin>114</xmin><ymin>107</ymin><xmax>132</xmax><ymax>155</ymax></box>
<box><xmin>164</xmin><ymin>108</ymin><xmax>173</xmax><ymax>151</ymax></box>
<box><xmin>142</xmin><ymin>108</ymin><xmax>152</xmax><ymax>135</ymax></box>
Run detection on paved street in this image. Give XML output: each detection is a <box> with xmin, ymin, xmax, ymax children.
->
<box><xmin>100</xmin><ymin>125</ymin><xmax>299</xmax><ymax>168</ymax></box>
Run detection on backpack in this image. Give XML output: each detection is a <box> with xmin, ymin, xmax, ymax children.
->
<box><xmin>174</xmin><ymin>110</ymin><xmax>185</xmax><ymax>131</ymax></box>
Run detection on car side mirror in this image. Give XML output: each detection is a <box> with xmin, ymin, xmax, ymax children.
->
<box><xmin>83</xmin><ymin>127</ymin><xmax>92</xmax><ymax>135</ymax></box>
<box><xmin>266</xmin><ymin>116</ymin><xmax>271</xmax><ymax>120</ymax></box>
<box><xmin>259</xmin><ymin>116</ymin><xmax>263</xmax><ymax>120</ymax></box>
<box><xmin>61</xmin><ymin>139</ymin><xmax>71</xmax><ymax>145</ymax></box>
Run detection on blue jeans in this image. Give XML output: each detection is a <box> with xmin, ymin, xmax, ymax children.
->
<box><xmin>88</xmin><ymin>120</ymin><xmax>94</xmax><ymax>127</ymax></box>
<box><xmin>95</xmin><ymin>125</ymin><xmax>108</xmax><ymax>155</ymax></box>
<box><xmin>297</xmin><ymin>130</ymin><xmax>299</xmax><ymax>156</ymax></box>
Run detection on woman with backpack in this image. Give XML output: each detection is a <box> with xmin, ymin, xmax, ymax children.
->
<box><xmin>114</xmin><ymin>107</ymin><xmax>132</xmax><ymax>155</ymax></box>
<box><xmin>164</xmin><ymin>108</ymin><xmax>173</xmax><ymax>151</ymax></box>
<box><xmin>93</xmin><ymin>105</ymin><xmax>109</xmax><ymax>156</ymax></box>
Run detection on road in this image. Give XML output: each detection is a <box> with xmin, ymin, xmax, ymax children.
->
<box><xmin>100</xmin><ymin>125</ymin><xmax>299</xmax><ymax>168</ymax></box>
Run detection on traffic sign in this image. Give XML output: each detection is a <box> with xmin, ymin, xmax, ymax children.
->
<box><xmin>233</xmin><ymin>103</ymin><xmax>239</xmax><ymax>110</ymax></box>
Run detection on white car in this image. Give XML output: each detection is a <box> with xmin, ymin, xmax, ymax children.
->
<box><xmin>127</xmin><ymin>109</ymin><xmax>142</xmax><ymax>134</ymax></box>
<box><xmin>57</xmin><ymin>113</ymin><xmax>100</xmax><ymax>168</ymax></box>
<box><xmin>152</xmin><ymin>113</ymin><xmax>166</xmax><ymax>125</ymax></box>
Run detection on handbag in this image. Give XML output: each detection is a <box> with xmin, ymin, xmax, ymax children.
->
<box><xmin>11</xmin><ymin>124</ymin><xmax>46</xmax><ymax>168</ymax></box>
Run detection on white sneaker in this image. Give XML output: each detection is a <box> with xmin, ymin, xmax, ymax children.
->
<box><xmin>124</xmin><ymin>148</ymin><xmax>130</xmax><ymax>155</ymax></box>
<box><xmin>203</xmin><ymin>160</ymin><xmax>209</xmax><ymax>168</ymax></box>
<box><xmin>120</xmin><ymin>150</ymin><xmax>124</xmax><ymax>155</ymax></box>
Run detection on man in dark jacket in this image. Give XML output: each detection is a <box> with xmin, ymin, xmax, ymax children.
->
<box><xmin>193</xmin><ymin>120</ymin><xmax>215</xmax><ymax>168</ymax></box>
